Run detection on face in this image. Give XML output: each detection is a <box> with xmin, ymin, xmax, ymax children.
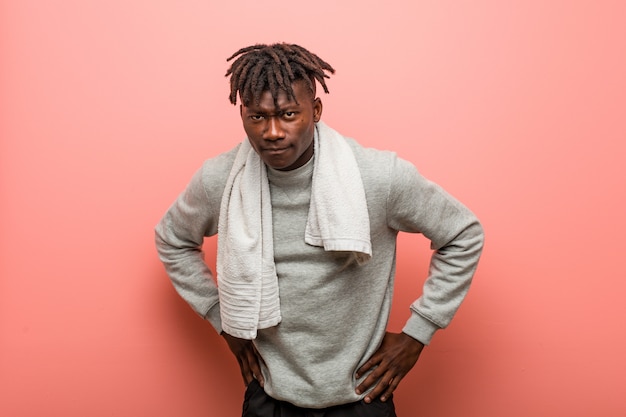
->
<box><xmin>240</xmin><ymin>80</ymin><xmax>323</xmax><ymax>171</ymax></box>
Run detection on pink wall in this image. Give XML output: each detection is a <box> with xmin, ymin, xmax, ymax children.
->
<box><xmin>2</xmin><ymin>1</ymin><xmax>625</xmax><ymax>415</ymax></box>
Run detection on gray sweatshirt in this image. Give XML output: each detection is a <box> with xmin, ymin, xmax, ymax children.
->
<box><xmin>155</xmin><ymin>130</ymin><xmax>484</xmax><ymax>408</ymax></box>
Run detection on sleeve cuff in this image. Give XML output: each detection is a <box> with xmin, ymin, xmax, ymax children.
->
<box><xmin>204</xmin><ymin>303</ymin><xmax>223</xmax><ymax>334</ymax></box>
<box><xmin>402</xmin><ymin>312</ymin><xmax>441</xmax><ymax>345</ymax></box>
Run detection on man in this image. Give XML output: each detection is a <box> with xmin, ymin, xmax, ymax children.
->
<box><xmin>155</xmin><ymin>43</ymin><xmax>484</xmax><ymax>417</ymax></box>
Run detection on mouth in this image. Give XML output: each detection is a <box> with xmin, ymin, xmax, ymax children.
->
<box><xmin>263</xmin><ymin>147</ymin><xmax>289</xmax><ymax>153</ymax></box>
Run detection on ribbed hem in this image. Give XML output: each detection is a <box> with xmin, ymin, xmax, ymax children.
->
<box><xmin>402</xmin><ymin>313</ymin><xmax>441</xmax><ymax>345</ymax></box>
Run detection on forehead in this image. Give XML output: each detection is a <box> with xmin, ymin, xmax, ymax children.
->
<box><xmin>243</xmin><ymin>80</ymin><xmax>313</xmax><ymax>111</ymax></box>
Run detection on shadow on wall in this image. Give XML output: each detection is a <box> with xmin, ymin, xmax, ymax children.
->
<box><xmin>150</xmin><ymin>258</ymin><xmax>244</xmax><ymax>394</ymax></box>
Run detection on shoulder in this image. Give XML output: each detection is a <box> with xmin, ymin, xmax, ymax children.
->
<box><xmin>200</xmin><ymin>143</ymin><xmax>240</xmax><ymax>174</ymax></box>
<box><xmin>343</xmin><ymin>136</ymin><xmax>414</xmax><ymax>189</ymax></box>
<box><xmin>196</xmin><ymin>144</ymin><xmax>241</xmax><ymax>192</ymax></box>
<box><xmin>344</xmin><ymin>136</ymin><xmax>396</xmax><ymax>163</ymax></box>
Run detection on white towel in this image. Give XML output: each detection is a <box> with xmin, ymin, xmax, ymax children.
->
<box><xmin>217</xmin><ymin>122</ymin><xmax>371</xmax><ymax>339</ymax></box>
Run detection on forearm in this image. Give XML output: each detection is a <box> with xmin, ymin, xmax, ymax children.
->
<box><xmin>154</xmin><ymin>163</ymin><xmax>223</xmax><ymax>331</ymax></box>
<box><xmin>155</xmin><ymin>229</ymin><xmax>220</xmax><ymax>323</ymax></box>
<box><xmin>404</xmin><ymin>219</ymin><xmax>484</xmax><ymax>344</ymax></box>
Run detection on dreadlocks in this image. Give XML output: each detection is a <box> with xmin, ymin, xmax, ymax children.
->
<box><xmin>225</xmin><ymin>43</ymin><xmax>335</xmax><ymax>106</ymax></box>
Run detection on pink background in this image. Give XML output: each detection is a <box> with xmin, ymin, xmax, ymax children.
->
<box><xmin>2</xmin><ymin>1</ymin><xmax>625</xmax><ymax>416</ymax></box>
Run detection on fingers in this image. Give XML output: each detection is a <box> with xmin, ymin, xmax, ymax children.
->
<box><xmin>354</xmin><ymin>332</ymin><xmax>424</xmax><ymax>403</ymax></box>
<box><xmin>245</xmin><ymin>346</ymin><xmax>265</xmax><ymax>387</ymax></box>
<box><xmin>355</xmin><ymin>354</ymin><xmax>377</xmax><ymax>380</ymax></box>
<box><xmin>354</xmin><ymin>357</ymin><xmax>381</xmax><ymax>395</ymax></box>
<box><xmin>222</xmin><ymin>334</ymin><xmax>265</xmax><ymax>387</ymax></box>
<box><xmin>238</xmin><ymin>344</ymin><xmax>264</xmax><ymax>387</ymax></box>
<box><xmin>238</xmin><ymin>356</ymin><xmax>253</xmax><ymax>385</ymax></box>
<box><xmin>378</xmin><ymin>375</ymin><xmax>399</xmax><ymax>402</ymax></box>
<box><xmin>357</xmin><ymin>368</ymin><xmax>404</xmax><ymax>403</ymax></box>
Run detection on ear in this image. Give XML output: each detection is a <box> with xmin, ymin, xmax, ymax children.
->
<box><xmin>313</xmin><ymin>97</ymin><xmax>323</xmax><ymax>123</ymax></box>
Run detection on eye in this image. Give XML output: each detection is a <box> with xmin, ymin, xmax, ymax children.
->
<box><xmin>249</xmin><ymin>115</ymin><xmax>264</xmax><ymax>121</ymax></box>
<box><xmin>282</xmin><ymin>111</ymin><xmax>297</xmax><ymax>119</ymax></box>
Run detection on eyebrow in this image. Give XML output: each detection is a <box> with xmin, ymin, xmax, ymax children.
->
<box><xmin>247</xmin><ymin>103</ymin><xmax>300</xmax><ymax>114</ymax></box>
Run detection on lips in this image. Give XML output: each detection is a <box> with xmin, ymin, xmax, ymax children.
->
<box><xmin>264</xmin><ymin>147</ymin><xmax>289</xmax><ymax>153</ymax></box>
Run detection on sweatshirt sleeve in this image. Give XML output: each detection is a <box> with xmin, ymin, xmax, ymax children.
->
<box><xmin>386</xmin><ymin>157</ymin><xmax>484</xmax><ymax>345</ymax></box>
<box><xmin>154</xmin><ymin>160</ymin><xmax>228</xmax><ymax>334</ymax></box>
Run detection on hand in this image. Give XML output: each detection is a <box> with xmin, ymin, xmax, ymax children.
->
<box><xmin>355</xmin><ymin>332</ymin><xmax>424</xmax><ymax>403</ymax></box>
<box><xmin>221</xmin><ymin>332</ymin><xmax>265</xmax><ymax>387</ymax></box>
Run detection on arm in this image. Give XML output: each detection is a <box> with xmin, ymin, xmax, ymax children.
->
<box><xmin>154</xmin><ymin>163</ymin><xmax>223</xmax><ymax>332</ymax></box>
<box><xmin>357</xmin><ymin>157</ymin><xmax>484</xmax><ymax>402</ymax></box>
<box><xmin>155</xmin><ymin>150</ymin><xmax>265</xmax><ymax>384</ymax></box>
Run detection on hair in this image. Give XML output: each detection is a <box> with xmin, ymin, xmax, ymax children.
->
<box><xmin>225</xmin><ymin>43</ymin><xmax>335</xmax><ymax>106</ymax></box>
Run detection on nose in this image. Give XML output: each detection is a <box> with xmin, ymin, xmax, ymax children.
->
<box><xmin>263</xmin><ymin>117</ymin><xmax>285</xmax><ymax>141</ymax></box>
